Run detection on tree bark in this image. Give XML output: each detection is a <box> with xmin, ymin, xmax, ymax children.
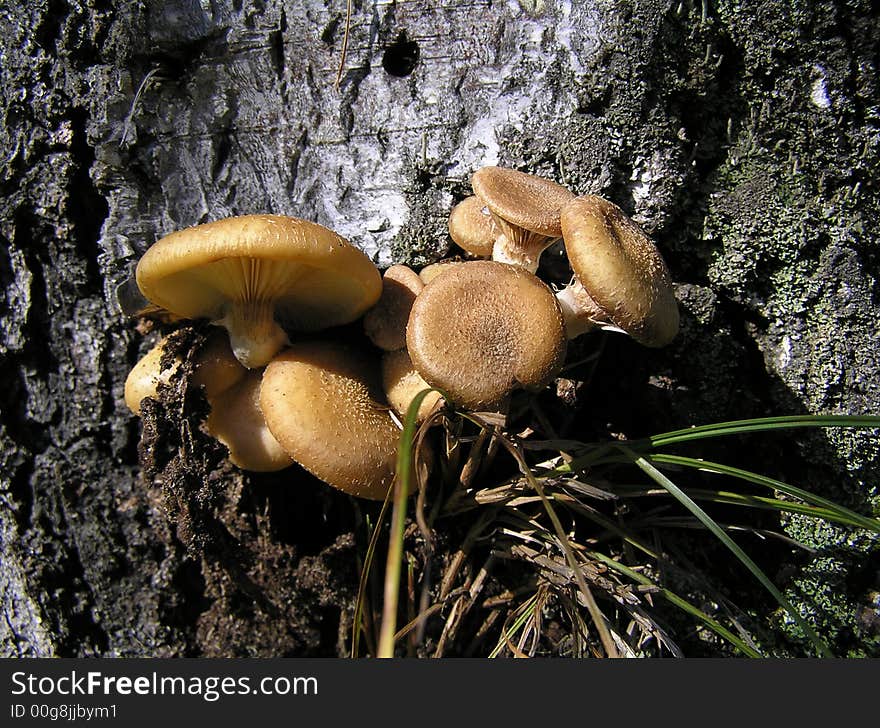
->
<box><xmin>2</xmin><ymin>0</ymin><xmax>878</xmax><ymax>656</ymax></box>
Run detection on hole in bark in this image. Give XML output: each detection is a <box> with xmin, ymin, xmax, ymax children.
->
<box><xmin>382</xmin><ymin>32</ymin><xmax>419</xmax><ymax>77</ymax></box>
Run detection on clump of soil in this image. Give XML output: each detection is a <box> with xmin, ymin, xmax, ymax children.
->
<box><xmin>136</xmin><ymin>325</ymin><xmax>364</xmax><ymax>657</ymax></box>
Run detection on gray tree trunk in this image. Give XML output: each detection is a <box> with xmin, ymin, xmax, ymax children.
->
<box><xmin>2</xmin><ymin>0</ymin><xmax>878</xmax><ymax>656</ymax></box>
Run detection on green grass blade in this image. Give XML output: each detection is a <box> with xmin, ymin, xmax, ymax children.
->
<box><xmin>489</xmin><ymin>593</ymin><xmax>540</xmax><ymax>658</ymax></box>
<box><xmin>351</xmin><ymin>497</ymin><xmax>392</xmax><ymax>658</ymax></box>
<box><xmin>615</xmin><ymin>484</ymin><xmax>858</xmax><ymax>529</ymax></box>
<box><xmin>549</xmin><ymin>492</ymin><xmax>764</xmax><ymax>654</ymax></box>
<box><xmin>586</xmin><ymin>550</ymin><xmax>763</xmax><ymax>657</ymax></box>
<box><xmin>643</xmin><ymin>415</ymin><xmax>880</xmax><ymax>449</ymax></box>
<box><xmin>646</xmin><ymin>454</ymin><xmax>880</xmax><ymax>533</ymax></box>
<box><xmin>497</xmin><ymin>437</ymin><xmax>620</xmax><ymax>657</ymax></box>
<box><xmin>621</xmin><ymin>447</ymin><xmax>834</xmax><ymax>657</ymax></box>
<box><xmin>377</xmin><ymin>388</ymin><xmax>439</xmax><ymax>658</ymax></box>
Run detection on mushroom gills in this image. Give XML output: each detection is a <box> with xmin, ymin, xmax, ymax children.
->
<box><xmin>135</xmin><ymin>214</ymin><xmax>383</xmax><ymax>368</ymax></box>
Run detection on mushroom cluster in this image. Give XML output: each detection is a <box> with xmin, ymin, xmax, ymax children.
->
<box><xmin>123</xmin><ymin>169</ymin><xmax>678</xmax><ymax>499</ymax></box>
<box><xmin>124</xmin><ymin>214</ymin><xmax>401</xmax><ymax>499</ymax></box>
<box><xmin>410</xmin><ymin>166</ymin><xmax>679</xmax><ymax>410</ymax></box>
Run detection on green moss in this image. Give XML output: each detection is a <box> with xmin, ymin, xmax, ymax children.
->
<box><xmin>387</xmin><ymin>156</ymin><xmax>454</xmax><ymax>268</ymax></box>
<box><xmin>692</xmin><ymin>0</ymin><xmax>880</xmax><ymax>655</ymax></box>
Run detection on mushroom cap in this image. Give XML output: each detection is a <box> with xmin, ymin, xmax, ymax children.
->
<box><xmin>124</xmin><ymin>330</ymin><xmax>247</xmax><ymax>415</ymax></box>
<box><xmin>561</xmin><ymin>196</ymin><xmax>679</xmax><ymax>347</ymax></box>
<box><xmin>406</xmin><ymin>260</ymin><xmax>567</xmax><ymax>410</ymax></box>
<box><xmin>136</xmin><ymin>214</ymin><xmax>382</xmax><ymax>331</ymax></box>
<box><xmin>260</xmin><ymin>341</ymin><xmax>401</xmax><ymax>500</ymax></box>
<box><xmin>363</xmin><ymin>264</ymin><xmax>424</xmax><ymax>351</ymax></box>
<box><xmin>205</xmin><ymin>370</ymin><xmax>294</xmax><ymax>472</ymax></box>
<box><xmin>189</xmin><ymin>329</ymin><xmax>247</xmax><ymax>399</ymax></box>
<box><xmin>124</xmin><ymin>337</ymin><xmax>179</xmax><ymax>415</ymax></box>
<box><xmin>419</xmin><ymin>260</ymin><xmax>464</xmax><ymax>285</ymax></box>
<box><xmin>447</xmin><ymin>196</ymin><xmax>499</xmax><ymax>257</ymax></box>
<box><xmin>470</xmin><ymin>166</ymin><xmax>574</xmax><ymax>238</ymax></box>
<box><xmin>381</xmin><ymin>348</ymin><xmax>443</xmax><ymax>423</ymax></box>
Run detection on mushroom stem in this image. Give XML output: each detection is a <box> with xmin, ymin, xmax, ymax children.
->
<box><xmin>490</xmin><ymin>228</ymin><xmax>557</xmax><ymax>274</ymax></box>
<box><xmin>555</xmin><ymin>279</ymin><xmax>604</xmax><ymax>340</ymax></box>
<box><xmin>219</xmin><ymin>300</ymin><xmax>290</xmax><ymax>369</ymax></box>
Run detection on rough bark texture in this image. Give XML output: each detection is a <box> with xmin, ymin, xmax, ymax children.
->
<box><xmin>1</xmin><ymin>0</ymin><xmax>878</xmax><ymax>656</ymax></box>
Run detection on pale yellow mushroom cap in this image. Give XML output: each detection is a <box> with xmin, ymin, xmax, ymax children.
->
<box><xmin>363</xmin><ymin>264</ymin><xmax>424</xmax><ymax>352</ymax></box>
<box><xmin>135</xmin><ymin>215</ymin><xmax>382</xmax><ymax>368</ymax></box>
<box><xmin>447</xmin><ymin>196</ymin><xmax>499</xmax><ymax>257</ymax></box>
<box><xmin>124</xmin><ymin>337</ymin><xmax>179</xmax><ymax>415</ymax></box>
<box><xmin>260</xmin><ymin>341</ymin><xmax>401</xmax><ymax>500</ymax></box>
<box><xmin>406</xmin><ymin>260</ymin><xmax>567</xmax><ymax>410</ymax></box>
<box><xmin>560</xmin><ymin>196</ymin><xmax>679</xmax><ymax>347</ymax></box>
<box><xmin>205</xmin><ymin>370</ymin><xmax>294</xmax><ymax>472</ymax></box>
<box><xmin>381</xmin><ymin>348</ymin><xmax>443</xmax><ymax>423</ymax></box>
<box><xmin>124</xmin><ymin>330</ymin><xmax>246</xmax><ymax>415</ymax></box>
<box><xmin>471</xmin><ymin>166</ymin><xmax>575</xmax><ymax>272</ymax></box>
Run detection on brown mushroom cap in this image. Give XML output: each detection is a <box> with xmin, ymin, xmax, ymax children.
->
<box><xmin>470</xmin><ymin>166</ymin><xmax>575</xmax><ymax>272</ymax></box>
<box><xmin>363</xmin><ymin>264</ymin><xmax>424</xmax><ymax>351</ymax></box>
<box><xmin>406</xmin><ymin>260</ymin><xmax>567</xmax><ymax>410</ymax></box>
<box><xmin>447</xmin><ymin>196</ymin><xmax>499</xmax><ymax>258</ymax></box>
<box><xmin>381</xmin><ymin>348</ymin><xmax>443</xmax><ymax>423</ymax></box>
<box><xmin>260</xmin><ymin>341</ymin><xmax>401</xmax><ymax>500</ymax></box>
<box><xmin>136</xmin><ymin>214</ymin><xmax>382</xmax><ymax>368</ymax></box>
<box><xmin>560</xmin><ymin>196</ymin><xmax>679</xmax><ymax>347</ymax></box>
<box><xmin>205</xmin><ymin>370</ymin><xmax>294</xmax><ymax>472</ymax></box>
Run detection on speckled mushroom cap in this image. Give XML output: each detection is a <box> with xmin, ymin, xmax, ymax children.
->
<box><xmin>470</xmin><ymin>166</ymin><xmax>575</xmax><ymax>272</ymax></box>
<box><xmin>205</xmin><ymin>369</ymin><xmax>294</xmax><ymax>472</ymax></box>
<box><xmin>560</xmin><ymin>196</ymin><xmax>679</xmax><ymax>347</ymax></box>
<box><xmin>447</xmin><ymin>196</ymin><xmax>499</xmax><ymax>258</ymax></box>
<box><xmin>136</xmin><ymin>215</ymin><xmax>382</xmax><ymax>368</ymax></box>
<box><xmin>406</xmin><ymin>260</ymin><xmax>567</xmax><ymax>410</ymax></box>
<box><xmin>190</xmin><ymin>329</ymin><xmax>249</xmax><ymax>399</ymax></box>
<box><xmin>363</xmin><ymin>264</ymin><xmax>424</xmax><ymax>351</ymax></box>
<box><xmin>260</xmin><ymin>340</ymin><xmax>401</xmax><ymax>500</ymax></box>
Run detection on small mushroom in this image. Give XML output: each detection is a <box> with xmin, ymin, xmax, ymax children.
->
<box><xmin>135</xmin><ymin>214</ymin><xmax>383</xmax><ymax>369</ymax></box>
<box><xmin>556</xmin><ymin>196</ymin><xmax>679</xmax><ymax>347</ymax></box>
<box><xmin>363</xmin><ymin>264</ymin><xmax>424</xmax><ymax>351</ymax></box>
<box><xmin>419</xmin><ymin>260</ymin><xmax>465</xmax><ymax>285</ymax></box>
<box><xmin>124</xmin><ymin>330</ymin><xmax>246</xmax><ymax>416</ymax></box>
<box><xmin>260</xmin><ymin>340</ymin><xmax>402</xmax><ymax>500</ymax></box>
<box><xmin>406</xmin><ymin>260</ymin><xmax>567</xmax><ymax>410</ymax></box>
<box><xmin>447</xmin><ymin>196</ymin><xmax>499</xmax><ymax>258</ymax></box>
<box><xmin>381</xmin><ymin>348</ymin><xmax>443</xmax><ymax>423</ymax></box>
<box><xmin>124</xmin><ymin>338</ymin><xmax>178</xmax><ymax>416</ymax></box>
<box><xmin>190</xmin><ymin>330</ymin><xmax>250</xmax><ymax>398</ymax></box>
<box><xmin>205</xmin><ymin>370</ymin><xmax>294</xmax><ymax>472</ymax></box>
<box><xmin>470</xmin><ymin>166</ymin><xmax>575</xmax><ymax>273</ymax></box>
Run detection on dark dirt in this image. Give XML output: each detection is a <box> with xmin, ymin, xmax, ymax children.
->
<box><xmin>133</xmin><ymin>326</ymin><xmax>366</xmax><ymax>657</ymax></box>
